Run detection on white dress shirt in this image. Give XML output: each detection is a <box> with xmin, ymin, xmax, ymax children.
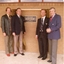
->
<box><xmin>42</xmin><ymin>16</ymin><xmax>46</xmax><ymax>25</ymax></box>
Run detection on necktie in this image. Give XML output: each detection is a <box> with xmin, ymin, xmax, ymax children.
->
<box><xmin>40</xmin><ymin>18</ymin><xmax>43</xmax><ymax>32</ymax></box>
<box><xmin>41</xmin><ymin>18</ymin><xmax>44</xmax><ymax>25</ymax></box>
<box><xmin>19</xmin><ymin>17</ymin><xmax>22</xmax><ymax>31</ymax></box>
<box><xmin>8</xmin><ymin>16</ymin><xmax>11</xmax><ymax>31</ymax></box>
<box><xmin>50</xmin><ymin>17</ymin><xmax>52</xmax><ymax>21</ymax></box>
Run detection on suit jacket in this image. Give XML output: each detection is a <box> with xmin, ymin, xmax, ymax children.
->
<box><xmin>48</xmin><ymin>14</ymin><xmax>61</xmax><ymax>39</ymax></box>
<box><xmin>1</xmin><ymin>14</ymin><xmax>12</xmax><ymax>35</ymax></box>
<box><xmin>11</xmin><ymin>15</ymin><xmax>25</xmax><ymax>35</ymax></box>
<box><xmin>36</xmin><ymin>17</ymin><xmax>49</xmax><ymax>37</ymax></box>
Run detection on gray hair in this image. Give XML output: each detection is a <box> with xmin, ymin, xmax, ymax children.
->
<box><xmin>49</xmin><ymin>7</ymin><xmax>56</xmax><ymax>12</ymax></box>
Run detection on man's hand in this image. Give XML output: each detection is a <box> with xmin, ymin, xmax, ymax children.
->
<box><xmin>3</xmin><ymin>33</ymin><xmax>6</xmax><ymax>36</ymax></box>
<box><xmin>12</xmin><ymin>32</ymin><xmax>15</xmax><ymax>36</ymax></box>
<box><xmin>46</xmin><ymin>28</ymin><xmax>51</xmax><ymax>33</ymax></box>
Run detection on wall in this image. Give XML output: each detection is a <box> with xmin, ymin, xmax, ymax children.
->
<box><xmin>63</xmin><ymin>3</ymin><xmax>64</xmax><ymax>54</ymax></box>
<box><xmin>0</xmin><ymin>2</ymin><xmax>63</xmax><ymax>54</ymax></box>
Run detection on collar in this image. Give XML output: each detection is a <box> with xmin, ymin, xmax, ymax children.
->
<box><xmin>17</xmin><ymin>14</ymin><xmax>20</xmax><ymax>18</ymax></box>
<box><xmin>52</xmin><ymin>14</ymin><xmax>55</xmax><ymax>18</ymax></box>
<box><xmin>42</xmin><ymin>16</ymin><xmax>46</xmax><ymax>19</ymax></box>
<box><xmin>7</xmin><ymin>14</ymin><xmax>9</xmax><ymax>17</ymax></box>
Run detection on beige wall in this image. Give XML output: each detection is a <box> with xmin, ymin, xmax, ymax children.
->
<box><xmin>0</xmin><ymin>3</ymin><xmax>63</xmax><ymax>54</ymax></box>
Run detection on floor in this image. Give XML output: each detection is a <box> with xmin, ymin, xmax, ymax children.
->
<box><xmin>0</xmin><ymin>51</ymin><xmax>63</xmax><ymax>64</ymax></box>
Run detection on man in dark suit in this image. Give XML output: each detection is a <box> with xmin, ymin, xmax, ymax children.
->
<box><xmin>46</xmin><ymin>7</ymin><xmax>61</xmax><ymax>64</ymax></box>
<box><xmin>11</xmin><ymin>8</ymin><xmax>25</xmax><ymax>56</ymax></box>
<box><xmin>36</xmin><ymin>9</ymin><xmax>49</xmax><ymax>60</ymax></box>
<box><xmin>1</xmin><ymin>7</ymin><xmax>13</xmax><ymax>56</ymax></box>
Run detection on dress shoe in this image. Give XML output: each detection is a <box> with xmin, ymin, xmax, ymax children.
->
<box><xmin>38</xmin><ymin>56</ymin><xmax>43</xmax><ymax>58</ymax></box>
<box><xmin>6</xmin><ymin>54</ymin><xmax>10</xmax><ymax>56</ymax></box>
<box><xmin>47</xmin><ymin>60</ymin><xmax>52</xmax><ymax>62</ymax></box>
<box><xmin>42</xmin><ymin>55</ymin><xmax>47</xmax><ymax>60</ymax></box>
<box><xmin>42</xmin><ymin>57</ymin><xmax>47</xmax><ymax>60</ymax></box>
<box><xmin>14</xmin><ymin>54</ymin><xmax>17</xmax><ymax>56</ymax></box>
<box><xmin>21</xmin><ymin>53</ymin><xmax>25</xmax><ymax>55</ymax></box>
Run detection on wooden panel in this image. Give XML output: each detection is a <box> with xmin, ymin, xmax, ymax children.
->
<box><xmin>21</xmin><ymin>10</ymin><xmax>41</xmax><ymax>52</ymax></box>
<box><xmin>0</xmin><ymin>3</ymin><xmax>63</xmax><ymax>54</ymax></box>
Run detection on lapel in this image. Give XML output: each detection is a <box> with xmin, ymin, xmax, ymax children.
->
<box><xmin>16</xmin><ymin>14</ymin><xmax>19</xmax><ymax>18</ymax></box>
<box><xmin>15</xmin><ymin>15</ymin><xmax>20</xmax><ymax>21</ymax></box>
<box><xmin>5</xmin><ymin>14</ymin><xmax>12</xmax><ymax>20</ymax></box>
<box><xmin>5</xmin><ymin>14</ymin><xmax>10</xmax><ymax>23</ymax></box>
<box><xmin>39</xmin><ymin>18</ymin><xmax>42</xmax><ymax>26</ymax></box>
<box><xmin>16</xmin><ymin>15</ymin><xmax>23</xmax><ymax>20</ymax></box>
<box><xmin>5</xmin><ymin>14</ymin><xmax>9</xmax><ymax>20</ymax></box>
<box><xmin>50</xmin><ymin>14</ymin><xmax>57</xmax><ymax>24</ymax></box>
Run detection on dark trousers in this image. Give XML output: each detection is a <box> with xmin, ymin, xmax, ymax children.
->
<box><xmin>38</xmin><ymin>32</ymin><xmax>48</xmax><ymax>57</ymax></box>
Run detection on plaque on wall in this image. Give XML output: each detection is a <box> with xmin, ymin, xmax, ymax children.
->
<box><xmin>24</xmin><ymin>16</ymin><xmax>36</xmax><ymax>22</ymax></box>
<box><xmin>0</xmin><ymin>0</ymin><xmax>18</xmax><ymax>2</ymax></box>
<box><xmin>21</xmin><ymin>0</ymin><xmax>42</xmax><ymax>2</ymax></box>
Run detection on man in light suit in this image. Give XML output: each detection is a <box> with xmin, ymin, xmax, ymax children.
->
<box><xmin>36</xmin><ymin>9</ymin><xmax>49</xmax><ymax>60</ymax></box>
<box><xmin>46</xmin><ymin>7</ymin><xmax>61</xmax><ymax>64</ymax></box>
<box><xmin>1</xmin><ymin>7</ymin><xmax>13</xmax><ymax>56</ymax></box>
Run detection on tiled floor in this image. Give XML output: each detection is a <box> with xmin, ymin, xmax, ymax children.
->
<box><xmin>0</xmin><ymin>51</ymin><xmax>63</xmax><ymax>64</ymax></box>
